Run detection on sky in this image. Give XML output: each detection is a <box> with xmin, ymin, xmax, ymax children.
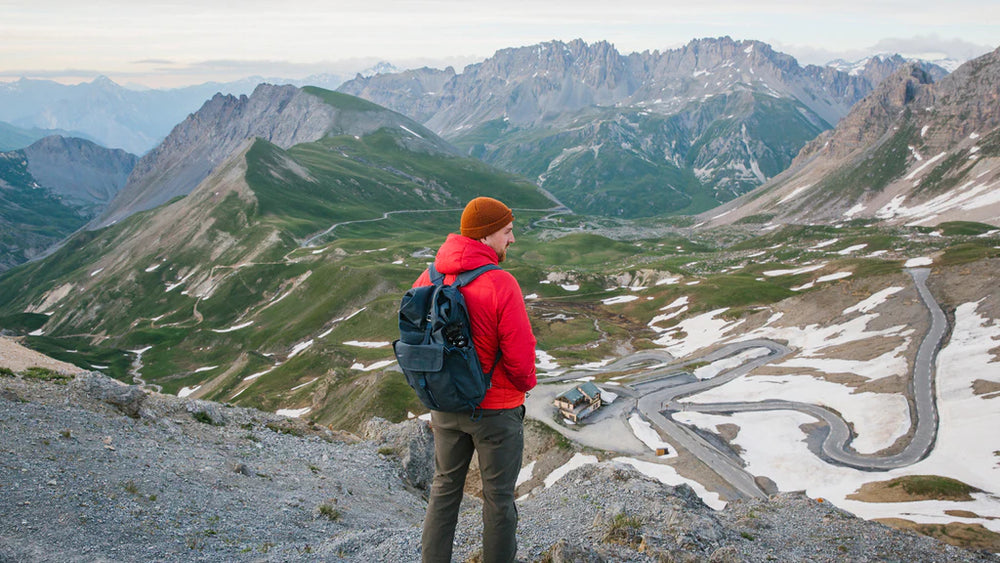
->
<box><xmin>1</xmin><ymin>0</ymin><xmax>998</xmax><ymax>88</ymax></box>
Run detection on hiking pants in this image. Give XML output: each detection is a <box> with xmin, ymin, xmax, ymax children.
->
<box><xmin>421</xmin><ymin>405</ymin><xmax>525</xmax><ymax>563</ymax></box>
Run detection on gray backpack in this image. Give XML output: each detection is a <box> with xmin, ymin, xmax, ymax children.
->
<box><xmin>393</xmin><ymin>264</ymin><xmax>501</xmax><ymax>412</ymax></box>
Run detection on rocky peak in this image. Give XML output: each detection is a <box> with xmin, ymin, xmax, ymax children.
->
<box><xmin>798</xmin><ymin>63</ymin><xmax>935</xmax><ymax>162</ymax></box>
<box><xmin>927</xmin><ymin>44</ymin><xmax>1000</xmax><ymax>145</ymax></box>
<box><xmin>93</xmin><ymin>83</ymin><xmax>444</xmax><ymax>228</ymax></box>
<box><xmin>22</xmin><ymin>135</ymin><xmax>137</xmax><ymax>208</ymax></box>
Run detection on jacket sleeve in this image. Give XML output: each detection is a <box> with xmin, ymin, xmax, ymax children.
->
<box><xmin>495</xmin><ymin>272</ymin><xmax>537</xmax><ymax>392</ymax></box>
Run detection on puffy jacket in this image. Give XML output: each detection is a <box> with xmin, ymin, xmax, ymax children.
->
<box><xmin>413</xmin><ymin>233</ymin><xmax>537</xmax><ymax>409</ymax></box>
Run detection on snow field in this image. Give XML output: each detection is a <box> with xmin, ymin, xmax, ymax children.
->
<box><xmin>674</xmin><ymin>300</ymin><xmax>1000</xmax><ymax>531</ymax></box>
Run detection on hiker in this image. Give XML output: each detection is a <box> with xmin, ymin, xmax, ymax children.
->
<box><xmin>415</xmin><ymin>196</ymin><xmax>537</xmax><ymax>563</ymax></box>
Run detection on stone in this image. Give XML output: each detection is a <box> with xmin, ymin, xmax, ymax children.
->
<box><xmin>73</xmin><ymin>371</ymin><xmax>147</xmax><ymax>418</ymax></box>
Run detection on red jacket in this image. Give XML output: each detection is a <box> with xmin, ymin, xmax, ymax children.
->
<box><xmin>413</xmin><ymin>233</ymin><xmax>537</xmax><ymax>409</ymax></box>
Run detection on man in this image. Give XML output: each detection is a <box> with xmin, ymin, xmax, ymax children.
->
<box><xmin>415</xmin><ymin>196</ymin><xmax>537</xmax><ymax>563</ymax></box>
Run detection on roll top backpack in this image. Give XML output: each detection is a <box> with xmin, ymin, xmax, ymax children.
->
<box><xmin>393</xmin><ymin>264</ymin><xmax>501</xmax><ymax>412</ymax></box>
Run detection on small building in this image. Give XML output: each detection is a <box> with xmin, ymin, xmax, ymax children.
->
<box><xmin>553</xmin><ymin>381</ymin><xmax>603</xmax><ymax>422</ymax></box>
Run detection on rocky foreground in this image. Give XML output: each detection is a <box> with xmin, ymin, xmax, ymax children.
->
<box><xmin>1</xmin><ymin>370</ymin><xmax>996</xmax><ymax>562</ymax></box>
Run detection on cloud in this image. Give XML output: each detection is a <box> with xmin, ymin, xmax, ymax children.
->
<box><xmin>870</xmin><ymin>35</ymin><xmax>996</xmax><ymax>60</ymax></box>
<box><xmin>774</xmin><ymin>34</ymin><xmax>996</xmax><ymax>66</ymax></box>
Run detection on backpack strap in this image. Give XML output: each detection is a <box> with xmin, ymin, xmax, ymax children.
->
<box><xmin>428</xmin><ymin>263</ymin><xmax>446</xmax><ymax>286</ymax></box>
<box><xmin>426</xmin><ymin>263</ymin><xmax>501</xmax><ymax>287</ymax></box>
<box><xmin>453</xmin><ymin>264</ymin><xmax>501</xmax><ymax>288</ymax></box>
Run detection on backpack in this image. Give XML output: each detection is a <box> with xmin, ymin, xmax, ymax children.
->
<box><xmin>393</xmin><ymin>263</ymin><xmax>501</xmax><ymax>412</ymax></box>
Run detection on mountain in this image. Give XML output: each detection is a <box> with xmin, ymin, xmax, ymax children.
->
<box><xmin>338</xmin><ymin>38</ymin><xmax>949</xmax><ymax>218</ymax></box>
<box><xmin>0</xmin><ymin>64</ymin><xmax>397</xmax><ymax>156</ymax></box>
<box><xmin>826</xmin><ymin>54</ymin><xmax>952</xmax><ymax>81</ymax></box>
<box><xmin>0</xmin><ymin>136</ymin><xmax>136</xmax><ymax>272</ymax></box>
<box><xmin>699</xmin><ymin>45</ymin><xmax>1000</xmax><ymax>227</ymax></box>
<box><xmin>93</xmin><ymin>84</ymin><xmax>459</xmax><ymax>227</ymax></box>
<box><xmin>0</xmin><ymin>121</ymin><xmax>96</xmax><ymax>151</ymax></box>
<box><xmin>0</xmin><ymin>86</ymin><xmax>554</xmax><ymax>428</ymax></box>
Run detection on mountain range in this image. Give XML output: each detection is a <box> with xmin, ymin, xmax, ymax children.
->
<box><xmin>702</xmin><ymin>45</ymin><xmax>1000</xmax><ymax>228</ymax></box>
<box><xmin>0</xmin><ymin>65</ymin><xmax>396</xmax><ymax>155</ymax></box>
<box><xmin>338</xmin><ymin>37</ymin><xmax>948</xmax><ymax>217</ymax></box>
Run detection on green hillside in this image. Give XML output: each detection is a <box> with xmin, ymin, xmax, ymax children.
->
<box><xmin>0</xmin><ymin>120</ymin><xmax>556</xmax><ymax>431</ymax></box>
<box><xmin>451</xmin><ymin>93</ymin><xmax>827</xmax><ymax>218</ymax></box>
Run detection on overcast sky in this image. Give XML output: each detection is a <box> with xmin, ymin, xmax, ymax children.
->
<box><xmin>2</xmin><ymin>0</ymin><xmax>997</xmax><ymax>88</ymax></box>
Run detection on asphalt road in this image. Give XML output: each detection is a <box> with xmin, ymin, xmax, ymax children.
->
<box><xmin>534</xmin><ymin>267</ymin><xmax>948</xmax><ymax>498</ymax></box>
<box><xmin>676</xmin><ymin>268</ymin><xmax>944</xmax><ymax>470</ymax></box>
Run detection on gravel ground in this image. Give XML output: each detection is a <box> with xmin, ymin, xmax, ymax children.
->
<box><xmin>1</xmin><ymin>371</ymin><xmax>997</xmax><ymax>562</ymax></box>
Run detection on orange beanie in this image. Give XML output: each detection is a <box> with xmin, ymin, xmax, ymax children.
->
<box><xmin>460</xmin><ymin>197</ymin><xmax>513</xmax><ymax>239</ymax></box>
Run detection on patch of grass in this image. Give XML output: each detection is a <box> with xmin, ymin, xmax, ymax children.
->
<box><xmin>123</xmin><ymin>480</ymin><xmax>140</xmax><ymax>495</ymax></box>
<box><xmin>0</xmin><ymin>366</ymin><xmax>14</xmax><ymax>377</ymax></box>
<box><xmin>890</xmin><ymin>475</ymin><xmax>979</xmax><ymax>500</ymax></box>
<box><xmin>191</xmin><ymin>411</ymin><xmax>219</xmax><ymax>426</ymax></box>
<box><xmin>318</xmin><ymin>502</ymin><xmax>342</xmax><ymax>521</ymax></box>
<box><xmin>936</xmin><ymin>221</ymin><xmax>997</xmax><ymax>237</ymax></box>
<box><xmin>20</xmin><ymin>366</ymin><xmax>73</xmax><ymax>385</ymax></box>
<box><xmin>603</xmin><ymin>512</ymin><xmax>644</xmax><ymax>548</ymax></box>
<box><xmin>937</xmin><ymin>243</ymin><xmax>1000</xmax><ymax>267</ymax></box>
<box><xmin>20</xmin><ymin>336</ymin><xmax>131</xmax><ymax>382</ymax></box>
<box><xmin>0</xmin><ymin>312</ymin><xmax>49</xmax><ymax>333</ymax></box>
<box><xmin>877</xmin><ymin>518</ymin><xmax>1000</xmax><ymax>553</ymax></box>
<box><xmin>265</xmin><ymin>421</ymin><xmax>307</xmax><ymax>437</ymax></box>
<box><xmin>735</xmin><ymin>213</ymin><xmax>776</xmax><ymax>225</ymax></box>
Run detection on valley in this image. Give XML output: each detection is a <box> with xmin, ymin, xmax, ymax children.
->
<box><xmin>1</xmin><ymin>39</ymin><xmax>999</xmax><ymax>557</ymax></box>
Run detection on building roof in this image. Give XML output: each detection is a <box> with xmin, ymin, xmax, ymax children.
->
<box><xmin>555</xmin><ymin>382</ymin><xmax>602</xmax><ymax>403</ymax></box>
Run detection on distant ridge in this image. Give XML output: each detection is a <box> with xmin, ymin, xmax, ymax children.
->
<box><xmin>340</xmin><ymin>37</ymin><xmax>949</xmax><ymax>217</ymax></box>
<box><xmin>700</xmin><ymin>44</ymin><xmax>1000</xmax><ymax>227</ymax></box>
<box><xmin>0</xmin><ymin>136</ymin><xmax>136</xmax><ymax>271</ymax></box>
<box><xmin>93</xmin><ymin>84</ymin><xmax>451</xmax><ymax>228</ymax></box>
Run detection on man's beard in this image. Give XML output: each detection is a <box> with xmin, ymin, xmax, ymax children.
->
<box><xmin>496</xmin><ymin>246</ymin><xmax>507</xmax><ymax>263</ymax></box>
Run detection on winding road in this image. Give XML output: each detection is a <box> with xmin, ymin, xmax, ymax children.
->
<box><xmin>535</xmin><ymin>267</ymin><xmax>948</xmax><ymax>499</ymax></box>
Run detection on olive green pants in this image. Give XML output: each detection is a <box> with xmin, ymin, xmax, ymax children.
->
<box><xmin>421</xmin><ymin>405</ymin><xmax>525</xmax><ymax>563</ymax></box>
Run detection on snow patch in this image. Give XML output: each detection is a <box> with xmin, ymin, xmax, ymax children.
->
<box><xmin>843</xmin><ymin>287</ymin><xmax>904</xmax><ymax>315</ymax></box>
<box><xmin>904</xmin><ymin>257</ymin><xmax>933</xmax><ymax>268</ymax></box>
<box><xmin>602</xmin><ymin>295</ymin><xmax>639</xmax><ymax>305</ymax></box>
<box><xmin>212</xmin><ymin>321</ymin><xmax>253</xmax><ymax>333</ymax></box>
<box><xmin>544</xmin><ymin>453</ymin><xmax>599</xmax><ymax>487</ymax></box>
<box><xmin>349</xmin><ymin>360</ymin><xmax>395</xmax><ymax>372</ymax></box>
<box><xmin>343</xmin><ymin>341</ymin><xmax>390</xmax><ymax>348</ymax></box>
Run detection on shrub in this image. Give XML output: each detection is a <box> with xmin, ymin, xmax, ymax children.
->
<box><xmin>192</xmin><ymin>411</ymin><xmax>217</xmax><ymax>425</ymax></box>
<box><xmin>318</xmin><ymin>503</ymin><xmax>342</xmax><ymax>521</ymax></box>
<box><xmin>604</xmin><ymin>512</ymin><xmax>643</xmax><ymax>548</ymax></box>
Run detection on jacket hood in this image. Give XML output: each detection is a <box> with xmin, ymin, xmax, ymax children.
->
<box><xmin>434</xmin><ymin>233</ymin><xmax>498</xmax><ymax>275</ymax></box>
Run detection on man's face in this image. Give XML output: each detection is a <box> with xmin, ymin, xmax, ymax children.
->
<box><xmin>481</xmin><ymin>221</ymin><xmax>515</xmax><ymax>263</ymax></box>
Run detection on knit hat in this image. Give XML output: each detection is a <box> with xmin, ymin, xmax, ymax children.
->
<box><xmin>460</xmin><ymin>197</ymin><xmax>513</xmax><ymax>239</ymax></box>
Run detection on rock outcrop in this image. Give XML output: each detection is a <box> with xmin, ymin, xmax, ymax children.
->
<box><xmin>1</xmin><ymin>370</ymin><xmax>995</xmax><ymax>561</ymax></box>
